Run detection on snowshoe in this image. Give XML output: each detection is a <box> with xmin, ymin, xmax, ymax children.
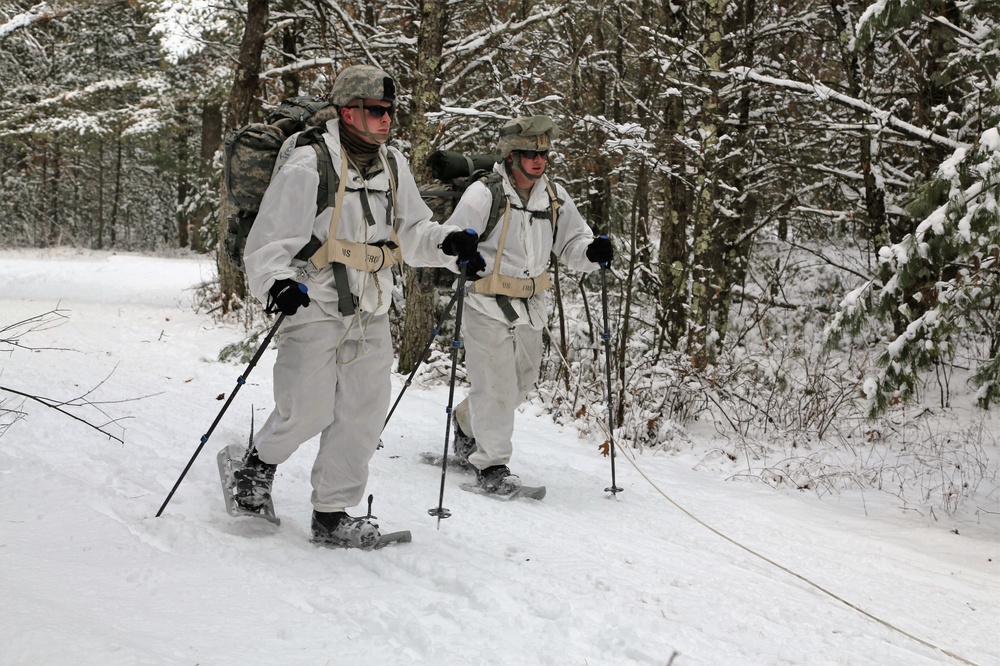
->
<box><xmin>218</xmin><ymin>443</ymin><xmax>279</xmax><ymax>525</ymax></box>
<box><xmin>478</xmin><ymin>464</ymin><xmax>522</xmax><ymax>495</ymax></box>
<box><xmin>233</xmin><ymin>448</ymin><xmax>276</xmax><ymax>509</ymax></box>
<box><xmin>419</xmin><ymin>421</ymin><xmax>477</xmax><ymax>471</ymax></box>
<box><xmin>310</xmin><ymin>511</ymin><xmax>412</xmax><ymax>550</ymax></box>
<box><xmin>459</xmin><ymin>481</ymin><xmax>546</xmax><ymax>501</ymax></box>
<box><xmin>459</xmin><ymin>464</ymin><xmax>546</xmax><ymax>501</ymax></box>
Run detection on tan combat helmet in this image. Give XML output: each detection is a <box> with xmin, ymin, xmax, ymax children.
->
<box><xmin>497</xmin><ymin>115</ymin><xmax>560</xmax><ymax>157</ymax></box>
<box><xmin>330</xmin><ymin>65</ymin><xmax>396</xmax><ymax>106</ymax></box>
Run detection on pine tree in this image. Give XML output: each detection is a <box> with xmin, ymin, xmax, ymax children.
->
<box><xmin>0</xmin><ymin>0</ymin><xmax>173</xmax><ymax>249</ymax></box>
<box><xmin>826</xmin><ymin>127</ymin><xmax>1000</xmax><ymax>414</ymax></box>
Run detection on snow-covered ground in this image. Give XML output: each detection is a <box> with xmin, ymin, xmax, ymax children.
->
<box><xmin>1</xmin><ymin>249</ymin><xmax>997</xmax><ymax>666</ymax></box>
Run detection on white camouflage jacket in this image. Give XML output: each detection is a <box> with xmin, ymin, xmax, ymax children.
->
<box><xmin>244</xmin><ymin>119</ymin><xmax>460</xmax><ymax>316</ymax></box>
<box><xmin>444</xmin><ymin>162</ymin><xmax>599</xmax><ymax>327</ymax></box>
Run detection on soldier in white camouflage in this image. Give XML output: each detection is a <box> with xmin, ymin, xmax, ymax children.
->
<box><xmin>445</xmin><ymin>115</ymin><xmax>614</xmax><ymax>496</ymax></box>
<box><xmin>231</xmin><ymin>64</ymin><xmax>483</xmax><ymax>548</ymax></box>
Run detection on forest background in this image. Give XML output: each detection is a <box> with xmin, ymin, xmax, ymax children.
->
<box><xmin>1</xmin><ymin>0</ymin><xmax>998</xmax><ymax>518</ymax></box>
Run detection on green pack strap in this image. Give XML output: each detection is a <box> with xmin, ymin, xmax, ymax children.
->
<box><xmin>357</xmin><ymin>184</ymin><xmax>379</xmax><ymax>227</ymax></box>
<box><xmin>479</xmin><ymin>174</ymin><xmax>561</xmax><ymax>244</ymax></box>
<box><xmin>495</xmin><ymin>295</ymin><xmax>520</xmax><ymax>322</ymax></box>
<box><xmin>293</xmin><ymin>131</ymin><xmax>329</xmax><ymax>262</ymax></box>
<box><xmin>481</xmin><ymin>175</ymin><xmax>507</xmax><ymax>244</ymax></box>
<box><xmin>381</xmin><ymin>150</ymin><xmax>398</xmax><ymax>231</ymax></box>
<box><xmin>337</xmin><ymin>176</ymin><xmax>395</xmax><ymax>229</ymax></box>
<box><xmin>308</xmin><ymin>137</ymin><xmax>356</xmax><ymax>316</ymax></box>
<box><xmin>304</xmin><ymin>134</ymin><xmax>401</xmax><ymax>317</ymax></box>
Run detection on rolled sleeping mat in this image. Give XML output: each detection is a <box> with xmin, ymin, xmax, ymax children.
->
<box><xmin>427</xmin><ymin>150</ymin><xmax>500</xmax><ymax>181</ymax></box>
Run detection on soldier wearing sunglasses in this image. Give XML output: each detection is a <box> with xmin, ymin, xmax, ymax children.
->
<box><xmin>235</xmin><ymin>65</ymin><xmax>482</xmax><ymax>548</ymax></box>
<box><xmin>444</xmin><ymin>115</ymin><xmax>614</xmax><ymax>497</ymax></box>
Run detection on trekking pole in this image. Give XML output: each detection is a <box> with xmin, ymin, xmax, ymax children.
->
<box><xmin>156</xmin><ymin>312</ymin><xmax>286</xmax><ymax>517</ymax></box>
<box><xmin>383</xmin><ymin>289</ymin><xmax>459</xmax><ymax>430</ymax></box>
<box><xmin>599</xmin><ymin>255</ymin><xmax>623</xmax><ymax>496</ymax></box>
<box><xmin>428</xmin><ymin>264</ymin><xmax>470</xmax><ymax>527</ymax></box>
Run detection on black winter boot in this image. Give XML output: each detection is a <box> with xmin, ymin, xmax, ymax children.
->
<box><xmin>311</xmin><ymin>511</ymin><xmax>381</xmax><ymax>550</ymax></box>
<box><xmin>476</xmin><ymin>464</ymin><xmax>522</xmax><ymax>496</ymax></box>
<box><xmin>452</xmin><ymin>421</ymin><xmax>476</xmax><ymax>469</ymax></box>
<box><xmin>232</xmin><ymin>449</ymin><xmax>277</xmax><ymax>512</ymax></box>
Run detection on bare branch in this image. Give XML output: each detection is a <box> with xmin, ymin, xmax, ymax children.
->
<box><xmin>0</xmin><ymin>384</ymin><xmax>126</xmax><ymax>443</ymax></box>
<box><xmin>1</xmin><ymin>309</ymin><xmax>72</xmax><ymax>353</ymax></box>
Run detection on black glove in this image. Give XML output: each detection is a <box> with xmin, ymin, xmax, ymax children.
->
<box><xmin>441</xmin><ymin>228</ymin><xmax>479</xmax><ymax>259</ymax></box>
<box><xmin>464</xmin><ymin>252</ymin><xmax>487</xmax><ymax>279</ymax></box>
<box><xmin>441</xmin><ymin>229</ymin><xmax>486</xmax><ymax>277</ymax></box>
<box><xmin>586</xmin><ymin>235</ymin><xmax>614</xmax><ymax>266</ymax></box>
<box><xmin>267</xmin><ymin>278</ymin><xmax>310</xmax><ymax>316</ymax></box>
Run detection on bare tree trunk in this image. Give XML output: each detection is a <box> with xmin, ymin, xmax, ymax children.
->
<box><xmin>71</xmin><ymin>154</ymin><xmax>82</xmax><ymax>245</ymax></box>
<box><xmin>96</xmin><ymin>140</ymin><xmax>105</xmax><ymax>250</ymax></box>
<box><xmin>551</xmin><ymin>262</ymin><xmax>570</xmax><ymax>389</ymax></box>
<box><xmin>397</xmin><ymin>0</ymin><xmax>449</xmax><ymax>373</ymax></box>
<box><xmin>192</xmin><ymin>102</ymin><xmax>223</xmax><ymax>253</ymax></box>
<box><xmin>176</xmin><ymin>101</ymin><xmax>190</xmax><ymax>249</ymax></box>
<box><xmin>47</xmin><ymin>142</ymin><xmax>62</xmax><ymax>247</ymax></box>
<box><xmin>716</xmin><ymin>0</ymin><xmax>760</xmax><ymax>341</ymax></box>
<box><xmin>225</xmin><ymin>1</ymin><xmax>269</xmax><ymax>130</ymax></box>
<box><xmin>278</xmin><ymin>6</ymin><xmax>300</xmax><ymax>99</ymax></box>
<box><xmin>217</xmin><ymin>0</ymin><xmax>269</xmax><ymax>310</ymax></box>
<box><xmin>658</xmin><ymin>95</ymin><xmax>690</xmax><ymax>352</ymax></box>
<box><xmin>617</xmin><ymin>193</ymin><xmax>641</xmax><ymax>426</ymax></box>
<box><xmin>829</xmin><ymin>0</ymin><xmax>887</xmax><ymax>249</ymax></box>
<box><xmin>110</xmin><ymin>131</ymin><xmax>123</xmax><ymax>248</ymax></box>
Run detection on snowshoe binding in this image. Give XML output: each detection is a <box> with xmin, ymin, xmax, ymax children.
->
<box><xmin>460</xmin><ymin>464</ymin><xmax>546</xmax><ymax>501</ymax></box>
<box><xmin>311</xmin><ymin>511</ymin><xmax>381</xmax><ymax>549</ymax></box>
<box><xmin>419</xmin><ymin>421</ymin><xmax>476</xmax><ymax>471</ymax></box>
<box><xmin>218</xmin><ymin>442</ymin><xmax>279</xmax><ymax>525</ymax></box>
<box><xmin>452</xmin><ymin>421</ymin><xmax>476</xmax><ymax>469</ymax></box>
<box><xmin>477</xmin><ymin>464</ymin><xmax>522</xmax><ymax>495</ymax></box>
<box><xmin>310</xmin><ymin>497</ymin><xmax>411</xmax><ymax>550</ymax></box>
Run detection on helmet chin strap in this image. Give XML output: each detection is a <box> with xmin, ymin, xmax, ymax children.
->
<box><xmin>511</xmin><ymin>153</ymin><xmax>543</xmax><ymax>181</ymax></box>
<box><xmin>353</xmin><ymin>100</ymin><xmax>389</xmax><ymax>144</ymax></box>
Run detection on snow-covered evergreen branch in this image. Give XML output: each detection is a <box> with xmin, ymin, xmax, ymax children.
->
<box><xmin>731</xmin><ymin>67</ymin><xmax>969</xmax><ymax>152</ymax></box>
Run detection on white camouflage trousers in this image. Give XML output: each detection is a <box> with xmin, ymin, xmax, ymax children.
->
<box><xmin>454</xmin><ymin>306</ymin><xmax>544</xmax><ymax>470</ymax></box>
<box><xmin>252</xmin><ymin>303</ymin><xmax>392</xmax><ymax>513</ymax></box>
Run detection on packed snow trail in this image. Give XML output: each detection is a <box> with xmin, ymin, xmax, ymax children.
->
<box><xmin>1</xmin><ymin>249</ymin><xmax>996</xmax><ymax>665</ymax></box>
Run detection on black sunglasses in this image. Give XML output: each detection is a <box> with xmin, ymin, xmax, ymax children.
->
<box><xmin>363</xmin><ymin>105</ymin><xmax>395</xmax><ymax>118</ymax></box>
<box><xmin>518</xmin><ymin>150</ymin><xmax>549</xmax><ymax>160</ymax></box>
